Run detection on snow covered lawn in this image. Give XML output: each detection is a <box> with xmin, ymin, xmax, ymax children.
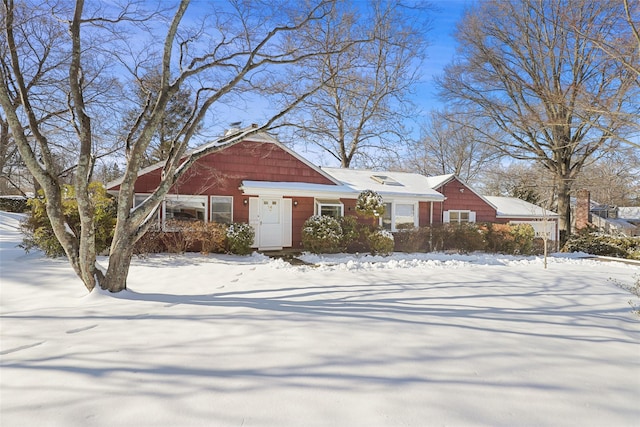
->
<box><xmin>1</xmin><ymin>211</ymin><xmax>639</xmax><ymax>426</ymax></box>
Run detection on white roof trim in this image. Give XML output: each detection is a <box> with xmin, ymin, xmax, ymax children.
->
<box><xmin>240</xmin><ymin>180</ymin><xmax>444</xmax><ymax>201</ymax></box>
<box><xmin>484</xmin><ymin>196</ymin><xmax>558</xmax><ymax>219</ymax></box>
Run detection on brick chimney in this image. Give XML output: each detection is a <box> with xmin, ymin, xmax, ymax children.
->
<box><xmin>575</xmin><ymin>189</ymin><xmax>590</xmax><ymax>231</ymax></box>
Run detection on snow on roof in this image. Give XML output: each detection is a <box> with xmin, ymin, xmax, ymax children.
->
<box><xmin>483</xmin><ymin>196</ymin><xmax>558</xmax><ymax>218</ymax></box>
<box><xmin>321</xmin><ymin>167</ymin><xmax>445</xmax><ymax>201</ymax></box>
<box><xmin>424</xmin><ymin>174</ymin><xmax>455</xmax><ymax>189</ymax></box>
<box><xmin>618</xmin><ymin>207</ymin><xmax>640</xmax><ymax>220</ymax></box>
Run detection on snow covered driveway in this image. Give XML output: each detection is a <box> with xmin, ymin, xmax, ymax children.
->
<box><xmin>1</xmin><ymin>212</ymin><xmax>639</xmax><ymax>426</ymax></box>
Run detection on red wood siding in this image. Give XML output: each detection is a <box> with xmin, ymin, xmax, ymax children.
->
<box><xmin>116</xmin><ymin>139</ymin><xmax>338</xmax><ymax>249</ymax></box>
<box><xmin>436</xmin><ymin>178</ymin><xmax>497</xmax><ymax>222</ymax></box>
<box><xmin>131</xmin><ymin>140</ymin><xmax>335</xmax><ymax>195</ymax></box>
<box><xmin>291</xmin><ymin>197</ymin><xmax>315</xmax><ymax>248</ymax></box>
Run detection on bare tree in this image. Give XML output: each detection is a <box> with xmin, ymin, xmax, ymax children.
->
<box><xmin>405</xmin><ymin>109</ymin><xmax>502</xmax><ymax>182</ymax></box>
<box><xmin>483</xmin><ymin>162</ymin><xmax>552</xmax><ymax>204</ymax></box>
<box><xmin>0</xmin><ymin>0</ymin><xmax>351</xmax><ymax>293</ymax></box>
<box><xmin>122</xmin><ymin>70</ymin><xmax>199</xmax><ymax>167</ymax></box>
<box><xmin>280</xmin><ymin>0</ymin><xmax>431</xmax><ymax>168</ymax></box>
<box><xmin>437</xmin><ymin>0</ymin><xmax>639</xmax><ymax>243</ymax></box>
<box><xmin>574</xmin><ymin>148</ymin><xmax>640</xmax><ymax>206</ymax></box>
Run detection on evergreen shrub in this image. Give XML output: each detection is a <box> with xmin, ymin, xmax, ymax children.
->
<box><xmin>226</xmin><ymin>223</ymin><xmax>255</xmax><ymax>255</ymax></box>
<box><xmin>355</xmin><ymin>189</ymin><xmax>385</xmax><ymax>218</ymax></box>
<box><xmin>367</xmin><ymin>228</ymin><xmax>394</xmax><ymax>256</ymax></box>
<box><xmin>302</xmin><ymin>215</ymin><xmax>343</xmax><ymax>254</ymax></box>
<box><xmin>0</xmin><ymin>196</ymin><xmax>28</xmax><ymax>213</ymax></box>
<box><xmin>393</xmin><ymin>227</ymin><xmax>430</xmax><ymax>252</ymax></box>
<box><xmin>20</xmin><ymin>183</ymin><xmax>116</xmax><ymax>257</ymax></box>
<box><xmin>562</xmin><ymin>233</ymin><xmax>639</xmax><ymax>259</ymax></box>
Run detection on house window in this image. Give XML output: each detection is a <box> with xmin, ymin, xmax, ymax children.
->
<box><xmin>163</xmin><ymin>195</ymin><xmax>207</xmax><ymax>226</ymax></box>
<box><xmin>381</xmin><ymin>201</ymin><xmax>418</xmax><ymax>231</ymax></box>
<box><xmin>211</xmin><ymin>196</ymin><xmax>233</xmax><ymax>224</ymax></box>
<box><xmin>444</xmin><ymin>210</ymin><xmax>476</xmax><ymax>223</ymax></box>
<box><xmin>395</xmin><ymin>203</ymin><xmax>416</xmax><ymax>229</ymax></box>
<box><xmin>133</xmin><ymin>194</ymin><xmax>160</xmax><ymax>228</ymax></box>
<box><xmin>382</xmin><ymin>202</ymin><xmax>392</xmax><ymax>230</ymax></box>
<box><xmin>315</xmin><ymin>199</ymin><xmax>344</xmax><ymax>219</ymax></box>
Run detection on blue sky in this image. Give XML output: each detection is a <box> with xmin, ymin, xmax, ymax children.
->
<box><xmin>183</xmin><ymin>0</ymin><xmax>475</xmax><ymax>162</ymax></box>
<box><xmin>417</xmin><ymin>0</ymin><xmax>473</xmax><ymax>111</ymax></box>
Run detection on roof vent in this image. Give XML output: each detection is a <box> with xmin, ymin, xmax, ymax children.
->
<box><xmin>371</xmin><ymin>174</ymin><xmax>403</xmax><ymax>186</ymax></box>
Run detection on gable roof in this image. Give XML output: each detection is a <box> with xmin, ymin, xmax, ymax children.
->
<box><xmin>106</xmin><ymin>127</ymin><xmax>340</xmax><ymax>190</ymax></box>
<box><xmin>484</xmin><ymin>196</ymin><xmax>558</xmax><ymax>219</ymax></box>
<box><xmin>321</xmin><ymin>167</ymin><xmax>445</xmax><ymax>201</ymax></box>
<box><xmin>424</xmin><ymin>174</ymin><xmax>456</xmax><ymax>190</ymax></box>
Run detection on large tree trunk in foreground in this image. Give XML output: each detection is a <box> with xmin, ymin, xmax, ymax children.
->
<box><xmin>1</xmin><ymin>0</ymin><xmax>349</xmax><ymax>293</ymax></box>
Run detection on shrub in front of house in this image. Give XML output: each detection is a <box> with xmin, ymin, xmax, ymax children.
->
<box><xmin>0</xmin><ymin>196</ymin><xmax>29</xmax><ymax>213</ymax></box>
<box><xmin>393</xmin><ymin>227</ymin><xmax>430</xmax><ymax>253</ymax></box>
<box><xmin>189</xmin><ymin>221</ymin><xmax>227</xmax><ymax>255</ymax></box>
<box><xmin>562</xmin><ymin>233</ymin><xmax>639</xmax><ymax>259</ymax></box>
<box><xmin>226</xmin><ymin>223</ymin><xmax>255</xmax><ymax>255</ymax></box>
<box><xmin>20</xmin><ymin>183</ymin><xmax>116</xmax><ymax>257</ymax></box>
<box><xmin>509</xmin><ymin>223</ymin><xmax>535</xmax><ymax>255</ymax></box>
<box><xmin>482</xmin><ymin>223</ymin><xmax>514</xmax><ymax>253</ymax></box>
<box><xmin>339</xmin><ymin>215</ymin><xmax>370</xmax><ymax>252</ymax></box>
<box><xmin>355</xmin><ymin>189</ymin><xmax>385</xmax><ymax>219</ymax></box>
<box><xmin>133</xmin><ymin>230</ymin><xmax>165</xmax><ymax>257</ymax></box>
<box><xmin>443</xmin><ymin>223</ymin><xmax>485</xmax><ymax>253</ymax></box>
<box><xmin>367</xmin><ymin>228</ymin><xmax>395</xmax><ymax>256</ymax></box>
<box><xmin>302</xmin><ymin>215</ymin><xmax>343</xmax><ymax>254</ymax></box>
<box><xmin>161</xmin><ymin>220</ymin><xmax>195</xmax><ymax>254</ymax></box>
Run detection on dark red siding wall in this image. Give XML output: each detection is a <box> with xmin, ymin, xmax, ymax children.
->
<box><xmin>432</xmin><ymin>201</ymin><xmax>444</xmax><ymax>225</ymax></box>
<box><xmin>291</xmin><ymin>197</ymin><xmax>315</xmax><ymax>248</ymax></box>
<box><xmin>121</xmin><ymin>140</ymin><xmax>338</xmax><ymax>249</ymax></box>
<box><xmin>418</xmin><ymin>202</ymin><xmax>442</xmax><ymax>226</ymax></box>
<box><xmin>132</xmin><ymin>140</ymin><xmax>335</xmax><ymax>195</ymax></box>
<box><xmin>436</xmin><ymin>178</ymin><xmax>497</xmax><ymax>222</ymax></box>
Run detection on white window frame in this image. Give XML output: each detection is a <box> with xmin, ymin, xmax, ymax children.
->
<box><xmin>315</xmin><ymin>199</ymin><xmax>344</xmax><ymax>219</ymax></box>
<box><xmin>444</xmin><ymin>210</ymin><xmax>476</xmax><ymax>224</ymax></box>
<box><xmin>210</xmin><ymin>196</ymin><xmax>233</xmax><ymax>224</ymax></box>
<box><xmin>381</xmin><ymin>201</ymin><xmax>419</xmax><ymax>231</ymax></box>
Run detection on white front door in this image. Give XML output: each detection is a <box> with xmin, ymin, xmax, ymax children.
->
<box><xmin>248</xmin><ymin>196</ymin><xmax>292</xmax><ymax>250</ymax></box>
<box><xmin>259</xmin><ymin>198</ymin><xmax>282</xmax><ymax>249</ymax></box>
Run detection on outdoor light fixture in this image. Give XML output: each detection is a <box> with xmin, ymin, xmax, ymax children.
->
<box><xmin>293</xmin><ymin>200</ymin><xmax>299</xmax><ymax>207</ymax></box>
<box><xmin>243</xmin><ymin>198</ymin><xmax>248</xmax><ymax>205</ymax></box>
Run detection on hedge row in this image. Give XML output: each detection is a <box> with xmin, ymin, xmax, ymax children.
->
<box><xmin>134</xmin><ymin>220</ymin><xmax>255</xmax><ymax>256</ymax></box>
<box><xmin>393</xmin><ymin>223</ymin><xmax>541</xmax><ymax>255</ymax></box>
<box><xmin>562</xmin><ymin>233</ymin><xmax>640</xmax><ymax>260</ymax></box>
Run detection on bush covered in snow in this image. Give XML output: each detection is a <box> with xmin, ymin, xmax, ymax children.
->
<box><xmin>0</xmin><ymin>196</ymin><xmax>28</xmax><ymax>213</ymax></box>
<box><xmin>302</xmin><ymin>215</ymin><xmax>343</xmax><ymax>254</ymax></box>
<box><xmin>367</xmin><ymin>228</ymin><xmax>394</xmax><ymax>256</ymax></box>
<box><xmin>355</xmin><ymin>190</ymin><xmax>385</xmax><ymax>218</ymax></box>
<box><xmin>226</xmin><ymin>223</ymin><xmax>255</xmax><ymax>255</ymax></box>
<box><xmin>562</xmin><ymin>233</ymin><xmax>640</xmax><ymax>260</ymax></box>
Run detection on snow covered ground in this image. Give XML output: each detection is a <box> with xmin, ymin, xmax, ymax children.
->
<box><xmin>1</xmin><ymin>211</ymin><xmax>639</xmax><ymax>426</ymax></box>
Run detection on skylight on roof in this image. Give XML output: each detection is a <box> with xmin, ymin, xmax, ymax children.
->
<box><xmin>370</xmin><ymin>174</ymin><xmax>403</xmax><ymax>186</ymax></box>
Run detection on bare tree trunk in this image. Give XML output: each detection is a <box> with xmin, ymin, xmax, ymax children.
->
<box><xmin>103</xmin><ymin>235</ymin><xmax>135</xmax><ymax>292</ymax></box>
<box><xmin>556</xmin><ymin>179</ymin><xmax>572</xmax><ymax>246</ymax></box>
